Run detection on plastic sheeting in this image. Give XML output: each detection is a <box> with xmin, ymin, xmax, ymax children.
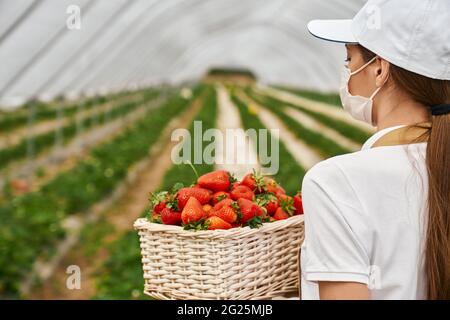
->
<box><xmin>0</xmin><ymin>0</ymin><xmax>366</xmax><ymax>108</ymax></box>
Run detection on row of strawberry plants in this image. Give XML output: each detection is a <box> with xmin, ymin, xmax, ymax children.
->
<box><xmin>254</xmin><ymin>88</ymin><xmax>371</xmax><ymax>144</ymax></box>
<box><xmin>93</xmin><ymin>86</ymin><xmax>218</xmax><ymax>300</ymax></box>
<box><xmin>0</xmin><ymin>93</ymin><xmax>121</xmax><ymax>133</ymax></box>
<box><xmin>229</xmin><ymin>89</ymin><xmax>306</xmax><ymax>195</ymax></box>
<box><xmin>246</xmin><ymin>89</ymin><xmax>353</xmax><ymax>158</ymax></box>
<box><xmin>0</xmin><ymin>89</ymin><xmax>159</xmax><ymax>170</ymax></box>
<box><xmin>272</xmin><ymin>85</ymin><xmax>342</xmax><ymax>107</ymax></box>
<box><xmin>0</xmin><ymin>86</ymin><xmax>203</xmax><ymax>297</ymax></box>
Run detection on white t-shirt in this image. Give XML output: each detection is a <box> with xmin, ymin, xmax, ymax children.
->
<box><xmin>300</xmin><ymin>125</ymin><xmax>428</xmax><ymax>300</ymax></box>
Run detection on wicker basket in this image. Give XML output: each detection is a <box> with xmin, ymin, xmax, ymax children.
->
<box><xmin>134</xmin><ymin>215</ymin><xmax>304</xmax><ymax>300</ymax></box>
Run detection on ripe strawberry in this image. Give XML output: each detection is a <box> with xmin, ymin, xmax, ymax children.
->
<box><xmin>237</xmin><ymin>198</ymin><xmax>264</xmax><ymax>224</ymax></box>
<box><xmin>266</xmin><ymin>199</ymin><xmax>279</xmax><ymax>215</ymax></box>
<box><xmin>181</xmin><ymin>197</ymin><xmax>207</xmax><ymax>225</ymax></box>
<box><xmin>267</xmin><ymin>185</ymin><xmax>285</xmax><ymax>196</ymax></box>
<box><xmin>197</xmin><ymin>170</ymin><xmax>234</xmax><ymax>192</ymax></box>
<box><xmin>177</xmin><ymin>187</ymin><xmax>211</xmax><ymax>210</ymax></box>
<box><xmin>277</xmin><ymin>194</ymin><xmax>295</xmax><ymax>216</ymax></box>
<box><xmin>230</xmin><ymin>185</ymin><xmax>255</xmax><ymax>201</ymax></box>
<box><xmin>153</xmin><ymin>202</ymin><xmax>165</xmax><ymax>215</ymax></box>
<box><xmin>263</xmin><ymin>177</ymin><xmax>285</xmax><ymax>196</ymax></box>
<box><xmin>293</xmin><ymin>192</ymin><xmax>304</xmax><ymax>215</ymax></box>
<box><xmin>211</xmin><ymin>191</ymin><xmax>231</xmax><ymax>205</ymax></box>
<box><xmin>231</xmin><ymin>181</ymin><xmax>240</xmax><ymax>190</ymax></box>
<box><xmin>274</xmin><ymin>187</ymin><xmax>286</xmax><ymax>197</ymax></box>
<box><xmin>273</xmin><ymin>207</ymin><xmax>289</xmax><ymax>220</ymax></box>
<box><xmin>160</xmin><ymin>207</ymin><xmax>182</xmax><ymax>225</ymax></box>
<box><xmin>203</xmin><ymin>204</ymin><xmax>213</xmax><ymax>213</ymax></box>
<box><xmin>149</xmin><ymin>191</ymin><xmax>168</xmax><ymax>214</ymax></box>
<box><xmin>241</xmin><ymin>170</ymin><xmax>266</xmax><ymax>193</ymax></box>
<box><xmin>209</xmin><ymin>202</ymin><xmax>237</xmax><ymax>223</ymax></box>
<box><xmin>206</xmin><ymin>216</ymin><xmax>232</xmax><ymax>230</ymax></box>
<box><xmin>241</xmin><ymin>174</ymin><xmax>256</xmax><ymax>190</ymax></box>
<box><xmin>212</xmin><ymin>198</ymin><xmax>234</xmax><ymax>211</ymax></box>
<box><xmin>256</xmin><ymin>193</ymin><xmax>279</xmax><ymax>215</ymax></box>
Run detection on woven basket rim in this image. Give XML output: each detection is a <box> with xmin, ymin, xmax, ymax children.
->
<box><xmin>134</xmin><ymin>215</ymin><xmax>304</xmax><ymax>238</ymax></box>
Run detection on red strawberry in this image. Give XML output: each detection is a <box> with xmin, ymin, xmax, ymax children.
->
<box><xmin>275</xmin><ymin>187</ymin><xmax>286</xmax><ymax>197</ymax></box>
<box><xmin>206</xmin><ymin>216</ymin><xmax>232</xmax><ymax>230</ymax></box>
<box><xmin>268</xmin><ymin>185</ymin><xmax>285</xmax><ymax>196</ymax></box>
<box><xmin>211</xmin><ymin>191</ymin><xmax>231</xmax><ymax>205</ymax></box>
<box><xmin>265</xmin><ymin>194</ymin><xmax>279</xmax><ymax>215</ymax></box>
<box><xmin>149</xmin><ymin>191</ymin><xmax>168</xmax><ymax>214</ymax></box>
<box><xmin>241</xmin><ymin>170</ymin><xmax>266</xmax><ymax>193</ymax></box>
<box><xmin>197</xmin><ymin>170</ymin><xmax>233</xmax><ymax>192</ymax></box>
<box><xmin>209</xmin><ymin>202</ymin><xmax>237</xmax><ymax>223</ymax></box>
<box><xmin>256</xmin><ymin>193</ymin><xmax>279</xmax><ymax>215</ymax></box>
<box><xmin>231</xmin><ymin>181</ymin><xmax>240</xmax><ymax>190</ymax></box>
<box><xmin>237</xmin><ymin>198</ymin><xmax>264</xmax><ymax>224</ymax></box>
<box><xmin>241</xmin><ymin>173</ymin><xmax>256</xmax><ymax>190</ymax></box>
<box><xmin>154</xmin><ymin>202</ymin><xmax>166</xmax><ymax>214</ymax></box>
<box><xmin>160</xmin><ymin>208</ymin><xmax>182</xmax><ymax>225</ymax></box>
<box><xmin>181</xmin><ymin>197</ymin><xmax>207</xmax><ymax>225</ymax></box>
<box><xmin>230</xmin><ymin>185</ymin><xmax>255</xmax><ymax>201</ymax></box>
<box><xmin>203</xmin><ymin>204</ymin><xmax>213</xmax><ymax>213</ymax></box>
<box><xmin>262</xmin><ymin>177</ymin><xmax>285</xmax><ymax>195</ymax></box>
<box><xmin>273</xmin><ymin>207</ymin><xmax>289</xmax><ymax>220</ymax></box>
<box><xmin>293</xmin><ymin>192</ymin><xmax>304</xmax><ymax>215</ymax></box>
<box><xmin>177</xmin><ymin>187</ymin><xmax>211</xmax><ymax>210</ymax></box>
<box><xmin>212</xmin><ymin>198</ymin><xmax>234</xmax><ymax>212</ymax></box>
<box><xmin>277</xmin><ymin>194</ymin><xmax>295</xmax><ymax>216</ymax></box>
<box><xmin>266</xmin><ymin>200</ymin><xmax>279</xmax><ymax>215</ymax></box>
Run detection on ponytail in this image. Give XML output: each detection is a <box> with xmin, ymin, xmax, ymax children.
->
<box><xmin>425</xmin><ymin>111</ymin><xmax>450</xmax><ymax>299</ymax></box>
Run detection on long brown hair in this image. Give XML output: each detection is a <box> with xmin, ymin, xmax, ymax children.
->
<box><xmin>358</xmin><ymin>45</ymin><xmax>450</xmax><ymax>299</ymax></box>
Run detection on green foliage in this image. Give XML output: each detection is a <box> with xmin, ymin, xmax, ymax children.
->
<box><xmin>273</xmin><ymin>85</ymin><xmax>342</xmax><ymax>107</ymax></box>
<box><xmin>94</xmin><ymin>86</ymin><xmax>217</xmax><ymax>300</ymax></box>
<box><xmin>230</xmin><ymin>92</ymin><xmax>306</xmax><ymax>195</ymax></box>
<box><xmin>0</xmin><ymin>90</ymin><xmax>146</xmax><ymax>133</ymax></box>
<box><xmin>0</xmin><ymin>87</ymin><xmax>201</xmax><ymax>297</ymax></box>
<box><xmin>0</xmin><ymin>90</ymin><xmax>159</xmax><ymax>170</ymax></box>
<box><xmin>258</xmin><ymin>89</ymin><xmax>371</xmax><ymax>144</ymax></box>
<box><xmin>93</xmin><ymin>232</ymin><xmax>148</xmax><ymax>300</ymax></box>
<box><xmin>246</xmin><ymin>90</ymin><xmax>352</xmax><ymax>158</ymax></box>
<box><xmin>207</xmin><ymin>68</ymin><xmax>256</xmax><ymax>80</ymax></box>
<box><xmin>159</xmin><ymin>85</ymin><xmax>218</xmax><ymax>190</ymax></box>
<box><xmin>79</xmin><ymin>217</ymin><xmax>115</xmax><ymax>258</ymax></box>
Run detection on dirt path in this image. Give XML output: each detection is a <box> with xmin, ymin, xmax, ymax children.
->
<box><xmin>216</xmin><ymin>85</ymin><xmax>259</xmax><ymax>179</ymax></box>
<box><xmin>28</xmin><ymin>97</ymin><xmax>203</xmax><ymax>299</ymax></box>
<box><xmin>256</xmin><ymin>85</ymin><xmax>375</xmax><ymax>134</ymax></box>
<box><xmin>238</xmin><ymin>91</ymin><xmax>323</xmax><ymax>170</ymax></box>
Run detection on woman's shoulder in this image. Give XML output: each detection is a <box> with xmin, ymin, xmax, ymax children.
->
<box><xmin>304</xmin><ymin>150</ymin><xmax>373</xmax><ymax>182</ymax></box>
<box><xmin>303</xmin><ymin>145</ymin><xmax>420</xmax><ymax>190</ymax></box>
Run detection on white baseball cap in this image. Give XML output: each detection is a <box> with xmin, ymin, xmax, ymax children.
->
<box><xmin>307</xmin><ymin>0</ymin><xmax>450</xmax><ymax>80</ymax></box>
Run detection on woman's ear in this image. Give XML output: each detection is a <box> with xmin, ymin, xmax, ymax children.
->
<box><xmin>375</xmin><ymin>58</ymin><xmax>390</xmax><ymax>87</ymax></box>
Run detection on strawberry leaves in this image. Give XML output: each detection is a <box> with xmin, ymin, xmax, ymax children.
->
<box><xmin>182</xmin><ymin>220</ymin><xmax>209</xmax><ymax>231</ymax></box>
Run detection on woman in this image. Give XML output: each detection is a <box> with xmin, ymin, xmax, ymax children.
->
<box><xmin>301</xmin><ymin>0</ymin><xmax>449</xmax><ymax>299</ymax></box>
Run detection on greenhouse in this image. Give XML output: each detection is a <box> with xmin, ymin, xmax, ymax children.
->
<box><xmin>0</xmin><ymin>0</ymin><xmax>449</xmax><ymax>302</ymax></box>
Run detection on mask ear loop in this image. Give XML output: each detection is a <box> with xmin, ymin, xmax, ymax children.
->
<box><xmin>350</xmin><ymin>56</ymin><xmax>378</xmax><ymax>76</ymax></box>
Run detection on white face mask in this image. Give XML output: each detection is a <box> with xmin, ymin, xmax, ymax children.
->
<box><xmin>339</xmin><ymin>56</ymin><xmax>383</xmax><ymax>126</ymax></box>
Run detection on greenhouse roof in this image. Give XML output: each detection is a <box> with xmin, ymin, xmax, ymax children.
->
<box><xmin>0</xmin><ymin>0</ymin><xmax>365</xmax><ymax>108</ymax></box>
